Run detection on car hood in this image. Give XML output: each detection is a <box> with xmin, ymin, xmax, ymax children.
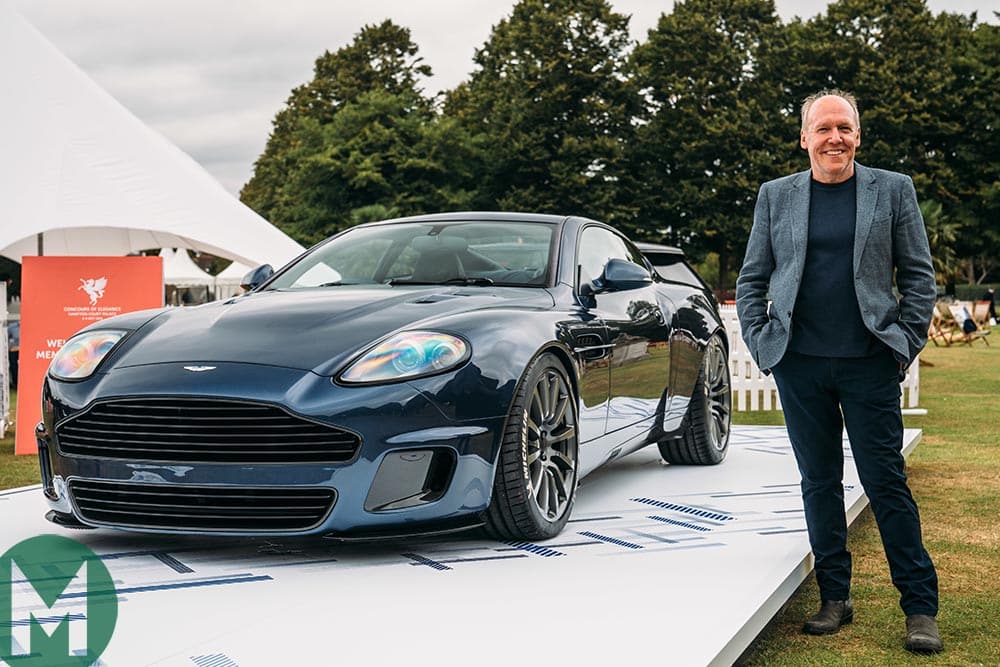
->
<box><xmin>109</xmin><ymin>285</ymin><xmax>555</xmax><ymax>376</ymax></box>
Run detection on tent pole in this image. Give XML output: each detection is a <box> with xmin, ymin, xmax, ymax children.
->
<box><xmin>37</xmin><ymin>232</ymin><xmax>43</xmax><ymax>256</ymax></box>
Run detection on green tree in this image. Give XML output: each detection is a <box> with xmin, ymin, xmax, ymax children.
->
<box><xmin>262</xmin><ymin>90</ymin><xmax>478</xmax><ymax>244</ymax></box>
<box><xmin>949</xmin><ymin>19</ymin><xmax>1000</xmax><ymax>283</ymax></box>
<box><xmin>920</xmin><ymin>199</ymin><xmax>961</xmax><ymax>284</ymax></box>
<box><xmin>241</xmin><ymin>21</ymin><xmax>433</xmax><ymax>230</ymax></box>
<box><xmin>628</xmin><ymin>0</ymin><xmax>788</xmax><ymax>289</ymax></box>
<box><xmin>446</xmin><ymin>0</ymin><xmax>638</xmax><ymax>222</ymax></box>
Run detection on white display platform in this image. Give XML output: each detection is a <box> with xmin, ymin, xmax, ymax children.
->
<box><xmin>1</xmin><ymin>426</ymin><xmax>921</xmax><ymax>667</ymax></box>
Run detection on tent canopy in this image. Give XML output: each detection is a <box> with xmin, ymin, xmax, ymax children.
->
<box><xmin>215</xmin><ymin>259</ymin><xmax>255</xmax><ymax>282</ymax></box>
<box><xmin>0</xmin><ymin>2</ymin><xmax>305</xmax><ymax>270</ymax></box>
<box><xmin>159</xmin><ymin>248</ymin><xmax>214</xmax><ymax>287</ymax></box>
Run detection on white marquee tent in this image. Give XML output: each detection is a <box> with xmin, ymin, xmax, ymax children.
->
<box><xmin>0</xmin><ymin>2</ymin><xmax>304</xmax><ymax>269</ymax></box>
<box><xmin>160</xmin><ymin>248</ymin><xmax>214</xmax><ymax>288</ymax></box>
<box><xmin>159</xmin><ymin>248</ymin><xmax>215</xmax><ymax>305</ymax></box>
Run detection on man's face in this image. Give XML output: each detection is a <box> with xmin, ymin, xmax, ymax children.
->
<box><xmin>800</xmin><ymin>96</ymin><xmax>861</xmax><ymax>183</ymax></box>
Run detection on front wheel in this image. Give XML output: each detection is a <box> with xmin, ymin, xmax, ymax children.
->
<box><xmin>658</xmin><ymin>334</ymin><xmax>731</xmax><ymax>465</ymax></box>
<box><xmin>485</xmin><ymin>353</ymin><xmax>579</xmax><ymax>540</ymax></box>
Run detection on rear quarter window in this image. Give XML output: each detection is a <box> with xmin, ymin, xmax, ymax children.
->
<box><xmin>647</xmin><ymin>254</ymin><xmax>704</xmax><ymax>288</ymax></box>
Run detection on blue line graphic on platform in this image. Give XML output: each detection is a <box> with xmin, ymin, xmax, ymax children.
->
<box><xmin>402</xmin><ymin>552</ymin><xmax>452</xmax><ymax>571</ymax></box>
<box><xmin>503</xmin><ymin>541</ymin><xmax>565</xmax><ymax>557</ymax></box>
<box><xmin>744</xmin><ymin>446</ymin><xmax>790</xmax><ymax>456</ymax></box>
<box><xmin>568</xmin><ymin>515</ymin><xmax>621</xmax><ymax>523</ymax></box>
<box><xmin>191</xmin><ymin>653</ymin><xmax>239</xmax><ymax>667</ymax></box>
<box><xmin>3</xmin><ymin>613</ymin><xmax>86</xmax><ymax>628</ymax></box>
<box><xmin>59</xmin><ymin>574</ymin><xmax>272</xmax><ymax>598</ymax></box>
<box><xmin>578</xmin><ymin>531</ymin><xmax>643</xmax><ymax>550</ymax></box>
<box><xmin>631</xmin><ymin>497</ymin><xmax>735</xmax><ymax>521</ymax></box>
<box><xmin>154</xmin><ymin>552</ymin><xmax>195</xmax><ymax>574</ymax></box>
<box><xmin>435</xmin><ymin>554</ymin><xmax>528</xmax><ymax>565</ymax></box>
<box><xmin>647</xmin><ymin>515</ymin><xmax>712</xmax><ymax>532</ymax></box>
<box><xmin>712</xmin><ymin>490</ymin><xmax>790</xmax><ymax>498</ymax></box>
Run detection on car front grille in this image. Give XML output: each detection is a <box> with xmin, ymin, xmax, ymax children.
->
<box><xmin>69</xmin><ymin>480</ymin><xmax>336</xmax><ymax>532</ymax></box>
<box><xmin>55</xmin><ymin>397</ymin><xmax>360</xmax><ymax>464</ymax></box>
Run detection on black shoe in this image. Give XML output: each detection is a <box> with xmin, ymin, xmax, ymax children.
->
<box><xmin>802</xmin><ymin>599</ymin><xmax>854</xmax><ymax>635</ymax></box>
<box><xmin>905</xmin><ymin>614</ymin><xmax>943</xmax><ymax>654</ymax></box>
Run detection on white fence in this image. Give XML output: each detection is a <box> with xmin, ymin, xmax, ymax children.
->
<box><xmin>719</xmin><ymin>305</ymin><xmax>920</xmax><ymax>411</ymax></box>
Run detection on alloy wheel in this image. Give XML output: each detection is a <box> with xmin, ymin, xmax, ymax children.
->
<box><xmin>703</xmin><ymin>337</ymin><xmax>732</xmax><ymax>450</ymax></box>
<box><xmin>524</xmin><ymin>368</ymin><xmax>577</xmax><ymax>521</ymax></box>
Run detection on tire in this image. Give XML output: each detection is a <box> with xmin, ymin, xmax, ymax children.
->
<box><xmin>658</xmin><ymin>334</ymin><xmax>731</xmax><ymax>465</ymax></box>
<box><xmin>485</xmin><ymin>353</ymin><xmax>579</xmax><ymax>541</ymax></box>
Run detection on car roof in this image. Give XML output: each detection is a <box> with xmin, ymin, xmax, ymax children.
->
<box><xmin>359</xmin><ymin>211</ymin><xmax>570</xmax><ymax>226</ymax></box>
<box><xmin>635</xmin><ymin>241</ymin><xmax>684</xmax><ymax>255</ymax></box>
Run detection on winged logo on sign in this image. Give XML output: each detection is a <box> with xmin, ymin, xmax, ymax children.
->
<box><xmin>183</xmin><ymin>366</ymin><xmax>216</xmax><ymax>372</ymax></box>
<box><xmin>78</xmin><ymin>277</ymin><xmax>108</xmax><ymax>306</ymax></box>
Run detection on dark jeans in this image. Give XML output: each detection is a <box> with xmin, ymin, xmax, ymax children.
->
<box><xmin>771</xmin><ymin>349</ymin><xmax>938</xmax><ymax>616</ymax></box>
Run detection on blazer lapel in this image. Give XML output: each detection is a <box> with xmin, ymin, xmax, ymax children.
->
<box><xmin>853</xmin><ymin>163</ymin><xmax>878</xmax><ymax>273</ymax></box>
<box><xmin>789</xmin><ymin>170</ymin><xmax>810</xmax><ymax>275</ymax></box>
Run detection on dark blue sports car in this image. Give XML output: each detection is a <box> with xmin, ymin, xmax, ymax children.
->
<box><xmin>36</xmin><ymin>213</ymin><xmax>731</xmax><ymax>541</ymax></box>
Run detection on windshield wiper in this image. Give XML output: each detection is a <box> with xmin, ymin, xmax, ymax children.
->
<box><xmin>442</xmin><ymin>277</ymin><xmax>495</xmax><ymax>286</ymax></box>
<box><xmin>388</xmin><ymin>277</ymin><xmax>495</xmax><ymax>286</ymax></box>
<box><xmin>317</xmin><ymin>281</ymin><xmax>372</xmax><ymax>287</ymax></box>
<box><xmin>386</xmin><ymin>279</ymin><xmax>439</xmax><ymax>286</ymax></box>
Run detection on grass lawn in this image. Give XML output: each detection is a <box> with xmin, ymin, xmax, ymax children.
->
<box><xmin>0</xmin><ymin>389</ymin><xmax>39</xmax><ymax>490</ymax></box>
<box><xmin>2</xmin><ymin>339</ymin><xmax>997</xmax><ymax>664</ymax></box>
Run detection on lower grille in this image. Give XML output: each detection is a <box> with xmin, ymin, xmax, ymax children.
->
<box><xmin>56</xmin><ymin>397</ymin><xmax>360</xmax><ymax>464</ymax></box>
<box><xmin>69</xmin><ymin>480</ymin><xmax>336</xmax><ymax>532</ymax></box>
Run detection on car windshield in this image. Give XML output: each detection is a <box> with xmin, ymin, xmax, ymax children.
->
<box><xmin>267</xmin><ymin>221</ymin><xmax>556</xmax><ymax>289</ymax></box>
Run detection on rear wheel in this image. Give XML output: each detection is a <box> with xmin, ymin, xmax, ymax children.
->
<box><xmin>658</xmin><ymin>335</ymin><xmax>731</xmax><ymax>465</ymax></box>
<box><xmin>485</xmin><ymin>353</ymin><xmax>578</xmax><ymax>540</ymax></box>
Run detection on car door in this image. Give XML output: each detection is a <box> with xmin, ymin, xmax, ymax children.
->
<box><xmin>564</xmin><ymin>314</ymin><xmax>611</xmax><ymax>447</ymax></box>
<box><xmin>577</xmin><ymin>226</ymin><xmax>673</xmax><ymax>436</ymax></box>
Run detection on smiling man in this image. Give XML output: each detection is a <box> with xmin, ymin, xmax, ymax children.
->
<box><xmin>736</xmin><ymin>90</ymin><xmax>942</xmax><ymax>654</ymax></box>
<box><xmin>801</xmin><ymin>94</ymin><xmax>860</xmax><ymax>183</ymax></box>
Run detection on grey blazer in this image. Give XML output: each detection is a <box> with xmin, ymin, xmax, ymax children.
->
<box><xmin>735</xmin><ymin>163</ymin><xmax>936</xmax><ymax>375</ymax></box>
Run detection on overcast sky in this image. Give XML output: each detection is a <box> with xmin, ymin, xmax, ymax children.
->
<box><xmin>11</xmin><ymin>0</ymin><xmax>998</xmax><ymax>196</ymax></box>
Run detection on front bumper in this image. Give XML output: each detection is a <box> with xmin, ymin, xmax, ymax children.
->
<box><xmin>38</xmin><ymin>361</ymin><xmax>509</xmax><ymax>537</ymax></box>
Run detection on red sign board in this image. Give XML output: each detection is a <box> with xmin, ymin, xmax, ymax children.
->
<box><xmin>15</xmin><ymin>256</ymin><xmax>163</xmax><ymax>455</ymax></box>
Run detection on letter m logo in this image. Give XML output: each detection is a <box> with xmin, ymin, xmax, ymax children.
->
<box><xmin>1</xmin><ymin>535</ymin><xmax>116</xmax><ymax>666</ymax></box>
<box><xmin>8</xmin><ymin>559</ymin><xmax>88</xmax><ymax>657</ymax></box>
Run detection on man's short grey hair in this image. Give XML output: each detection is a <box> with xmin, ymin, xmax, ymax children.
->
<box><xmin>800</xmin><ymin>89</ymin><xmax>860</xmax><ymax>132</ymax></box>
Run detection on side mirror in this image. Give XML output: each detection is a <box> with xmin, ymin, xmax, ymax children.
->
<box><xmin>240</xmin><ymin>264</ymin><xmax>274</xmax><ymax>292</ymax></box>
<box><xmin>577</xmin><ymin>265</ymin><xmax>599</xmax><ymax>298</ymax></box>
<box><xmin>602</xmin><ymin>258</ymin><xmax>652</xmax><ymax>291</ymax></box>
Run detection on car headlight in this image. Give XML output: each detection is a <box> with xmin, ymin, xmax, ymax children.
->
<box><xmin>49</xmin><ymin>330</ymin><xmax>128</xmax><ymax>381</ymax></box>
<box><xmin>339</xmin><ymin>331</ymin><xmax>470</xmax><ymax>384</ymax></box>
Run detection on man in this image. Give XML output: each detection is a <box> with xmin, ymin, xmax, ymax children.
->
<box><xmin>6</xmin><ymin>318</ymin><xmax>17</xmax><ymax>388</ymax></box>
<box><xmin>982</xmin><ymin>287</ymin><xmax>997</xmax><ymax>324</ymax></box>
<box><xmin>736</xmin><ymin>90</ymin><xmax>942</xmax><ymax>654</ymax></box>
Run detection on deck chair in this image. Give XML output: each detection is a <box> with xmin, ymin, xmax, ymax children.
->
<box><xmin>972</xmin><ymin>300</ymin><xmax>992</xmax><ymax>327</ymax></box>
<box><xmin>947</xmin><ymin>303</ymin><xmax>991</xmax><ymax>346</ymax></box>
<box><xmin>928</xmin><ymin>308</ymin><xmax>957</xmax><ymax>347</ymax></box>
